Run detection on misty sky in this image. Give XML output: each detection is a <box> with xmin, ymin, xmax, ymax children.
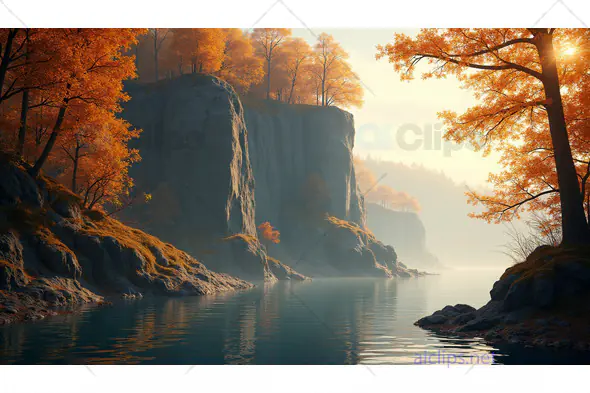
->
<box><xmin>292</xmin><ymin>28</ymin><xmax>503</xmax><ymax>187</ymax></box>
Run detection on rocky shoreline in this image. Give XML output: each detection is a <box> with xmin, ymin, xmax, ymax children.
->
<box><xmin>415</xmin><ymin>245</ymin><xmax>590</xmax><ymax>352</ymax></box>
<box><xmin>0</xmin><ymin>158</ymin><xmax>253</xmax><ymax>325</ymax></box>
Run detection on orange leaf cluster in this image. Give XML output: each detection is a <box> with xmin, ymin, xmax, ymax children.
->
<box><xmin>257</xmin><ymin>221</ymin><xmax>280</xmax><ymax>244</ymax></box>
<box><xmin>377</xmin><ymin>28</ymin><xmax>590</xmax><ymax>229</ymax></box>
<box><xmin>0</xmin><ymin>28</ymin><xmax>145</xmax><ymax>210</ymax></box>
<box><xmin>133</xmin><ymin>29</ymin><xmax>363</xmax><ymax>109</ymax></box>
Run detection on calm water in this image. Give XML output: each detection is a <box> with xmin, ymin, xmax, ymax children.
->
<box><xmin>1</xmin><ymin>268</ymin><xmax>585</xmax><ymax>365</ymax></box>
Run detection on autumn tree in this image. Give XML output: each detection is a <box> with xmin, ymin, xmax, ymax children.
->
<box><xmin>149</xmin><ymin>28</ymin><xmax>170</xmax><ymax>81</ymax></box>
<box><xmin>166</xmin><ymin>29</ymin><xmax>226</xmax><ymax>75</ymax></box>
<box><xmin>0</xmin><ymin>29</ymin><xmax>65</xmax><ymax>154</ymax></box>
<box><xmin>216</xmin><ymin>29</ymin><xmax>264</xmax><ymax>93</ymax></box>
<box><xmin>281</xmin><ymin>37</ymin><xmax>312</xmax><ymax>104</ymax></box>
<box><xmin>252</xmin><ymin>28</ymin><xmax>292</xmax><ymax>99</ymax></box>
<box><xmin>312</xmin><ymin>33</ymin><xmax>363</xmax><ymax>108</ymax></box>
<box><xmin>56</xmin><ymin>116</ymin><xmax>141</xmax><ymax>209</ymax></box>
<box><xmin>0</xmin><ymin>28</ymin><xmax>144</xmax><ymax>211</ymax></box>
<box><xmin>29</xmin><ymin>29</ymin><xmax>140</xmax><ymax>178</ymax></box>
<box><xmin>377</xmin><ymin>28</ymin><xmax>590</xmax><ymax>245</ymax></box>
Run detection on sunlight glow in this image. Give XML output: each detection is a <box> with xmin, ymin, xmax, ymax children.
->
<box><xmin>562</xmin><ymin>46</ymin><xmax>577</xmax><ymax>56</ymax></box>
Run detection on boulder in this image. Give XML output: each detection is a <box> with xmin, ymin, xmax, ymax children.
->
<box><xmin>457</xmin><ymin>317</ymin><xmax>501</xmax><ymax>332</ymax></box>
<box><xmin>490</xmin><ymin>273</ymin><xmax>519</xmax><ymax>301</ymax></box>
<box><xmin>0</xmin><ymin>160</ymin><xmax>42</xmax><ymax>208</ymax></box>
<box><xmin>416</xmin><ymin>313</ymin><xmax>448</xmax><ymax>326</ymax></box>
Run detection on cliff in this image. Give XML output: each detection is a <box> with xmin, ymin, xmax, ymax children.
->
<box><xmin>122</xmin><ymin>75</ymin><xmax>419</xmax><ymax>279</ymax></box>
<box><xmin>365</xmin><ymin>203</ymin><xmax>440</xmax><ymax>270</ymax></box>
<box><xmin>122</xmin><ymin>75</ymin><xmax>305</xmax><ymax>282</ymax></box>
<box><xmin>0</xmin><ymin>157</ymin><xmax>251</xmax><ymax>324</ymax></box>
<box><xmin>245</xmin><ymin>98</ymin><xmax>364</xmax><ymax>227</ymax></box>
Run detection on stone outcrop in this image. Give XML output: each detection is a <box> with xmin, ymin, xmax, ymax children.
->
<box><xmin>415</xmin><ymin>245</ymin><xmax>590</xmax><ymax>351</ymax></box>
<box><xmin>121</xmin><ymin>75</ymin><xmax>303</xmax><ymax>282</ymax></box>
<box><xmin>244</xmin><ymin>99</ymin><xmax>394</xmax><ymax>277</ymax></box>
<box><xmin>365</xmin><ymin>203</ymin><xmax>440</xmax><ymax>270</ymax></box>
<box><xmin>122</xmin><ymin>75</ymin><xmax>423</xmax><ymax>280</ymax></box>
<box><xmin>0</xmin><ymin>158</ymin><xmax>252</xmax><ymax>325</ymax></box>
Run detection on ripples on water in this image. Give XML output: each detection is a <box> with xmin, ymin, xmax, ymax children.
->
<box><xmin>0</xmin><ymin>269</ymin><xmax>548</xmax><ymax>365</ymax></box>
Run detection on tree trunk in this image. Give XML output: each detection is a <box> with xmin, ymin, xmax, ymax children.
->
<box><xmin>72</xmin><ymin>138</ymin><xmax>80</xmax><ymax>192</ymax></box>
<box><xmin>0</xmin><ymin>29</ymin><xmax>18</xmax><ymax>101</ymax></box>
<box><xmin>537</xmin><ymin>32</ymin><xmax>590</xmax><ymax>245</ymax></box>
<box><xmin>153</xmin><ymin>32</ymin><xmax>159</xmax><ymax>82</ymax></box>
<box><xmin>30</xmin><ymin>104</ymin><xmax>68</xmax><ymax>177</ymax></box>
<box><xmin>266</xmin><ymin>54</ymin><xmax>272</xmax><ymax>100</ymax></box>
<box><xmin>17</xmin><ymin>89</ymin><xmax>29</xmax><ymax>156</ymax></box>
<box><xmin>287</xmin><ymin>79</ymin><xmax>295</xmax><ymax>104</ymax></box>
<box><xmin>17</xmin><ymin>29</ymin><xmax>30</xmax><ymax>156</ymax></box>
<box><xmin>321</xmin><ymin>64</ymin><xmax>326</xmax><ymax>106</ymax></box>
<box><xmin>287</xmin><ymin>67</ymin><xmax>298</xmax><ymax>104</ymax></box>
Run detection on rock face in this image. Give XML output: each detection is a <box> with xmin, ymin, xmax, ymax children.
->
<box><xmin>415</xmin><ymin>245</ymin><xmax>590</xmax><ymax>350</ymax></box>
<box><xmin>244</xmin><ymin>99</ymin><xmax>409</xmax><ymax>277</ymax></box>
<box><xmin>122</xmin><ymin>75</ymin><xmax>303</xmax><ymax>282</ymax></box>
<box><xmin>0</xmin><ymin>158</ymin><xmax>252</xmax><ymax>325</ymax></box>
<box><xmin>244</xmin><ymin>99</ymin><xmax>364</xmax><ymax>227</ymax></box>
<box><xmin>365</xmin><ymin>203</ymin><xmax>440</xmax><ymax>270</ymax></box>
<box><xmin>122</xmin><ymin>75</ymin><xmax>420</xmax><ymax>279</ymax></box>
<box><xmin>123</xmin><ymin>75</ymin><xmax>256</xmax><ymax>242</ymax></box>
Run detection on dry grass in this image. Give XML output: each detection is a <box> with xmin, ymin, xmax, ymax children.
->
<box><xmin>39</xmin><ymin>174</ymin><xmax>82</xmax><ymax>206</ymax></box>
<box><xmin>223</xmin><ymin>233</ymin><xmax>258</xmax><ymax>245</ymax></box>
<box><xmin>502</xmin><ymin>245</ymin><xmax>590</xmax><ymax>283</ymax></box>
<box><xmin>79</xmin><ymin>211</ymin><xmax>203</xmax><ymax>283</ymax></box>
<box><xmin>326</xmin><ymin>215</ymin><xmax>377</xmax><ymax>242</ymax></box>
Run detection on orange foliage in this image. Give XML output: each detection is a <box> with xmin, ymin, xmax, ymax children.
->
<box><xmin>311</xmin><ymin>33</ymin><xmax>363</xmax><ymax>108</ymax></box>
<box><xmin>165</xmin><ymin>28</ymin><xmax>226</xmax><ymax>75</ymax></box>
<box><xmin>0</xmin><ymin>28</ymin><xmax>145</xmax><ymax>210</ymax></box>
<box><xmin>251</xmin><ymin>28</ymin><xmax>292</xmax><ymax>99</ymax></box>
<box><xmin>132</xmin><ymin>28</ymin><xmax>363</xmax><ymax>109</ymax></box>
<box><xmin>257</xmin><ymin>221</ymin><xmax>280</xmax><ymax>244</ymax></box>
<box><xmin>377</xmin><ymin>29</ymin><xmax>590</xmax><ymax>242</ymax></box>
<box><xmin>216</xmin><ymin>29</ymin><xmax>264</xmax><ymax>93</ymax></box>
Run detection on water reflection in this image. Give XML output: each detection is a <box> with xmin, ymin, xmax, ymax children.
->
<box><xmin>1</xmin><ymin>275</ymin><xmax>508</xmax><ymax>365</ymax></box>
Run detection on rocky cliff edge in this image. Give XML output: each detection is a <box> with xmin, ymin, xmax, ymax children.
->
<box><xmin>0</xmin><ymin>156</ymin><xmax>252</xmax><ymax>324</ymax></box>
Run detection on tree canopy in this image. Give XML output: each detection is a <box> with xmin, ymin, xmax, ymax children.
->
<box><xmin>134</xmin><ymin>29</ymin><xmax>364</xmax><ymax>109</ymax></box>
<box><xmin>0</xmin><ymin>28</ymin><xmax>144</xmax><ymax>210</ymax></box>
<box><xmin>378</xmin><ymin>28</ymin><xmax>590</xmax><ymax>245</ymax></box>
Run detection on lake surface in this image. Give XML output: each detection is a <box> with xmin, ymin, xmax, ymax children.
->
<box><xmin>1</xmin><ymin>267</ymin><xmax>585</xmax><ymax>365</ymax></box>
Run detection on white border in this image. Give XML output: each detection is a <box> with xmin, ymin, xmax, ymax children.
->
<box><xmin>1</xmin><ymin>0</ymin><xmax>590</xmax><ymax>392</ymax></box>
<box><xmin>0</xmin><ymin>0</ymin><xmax>588</xmax><ymax>28</ymax></box>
